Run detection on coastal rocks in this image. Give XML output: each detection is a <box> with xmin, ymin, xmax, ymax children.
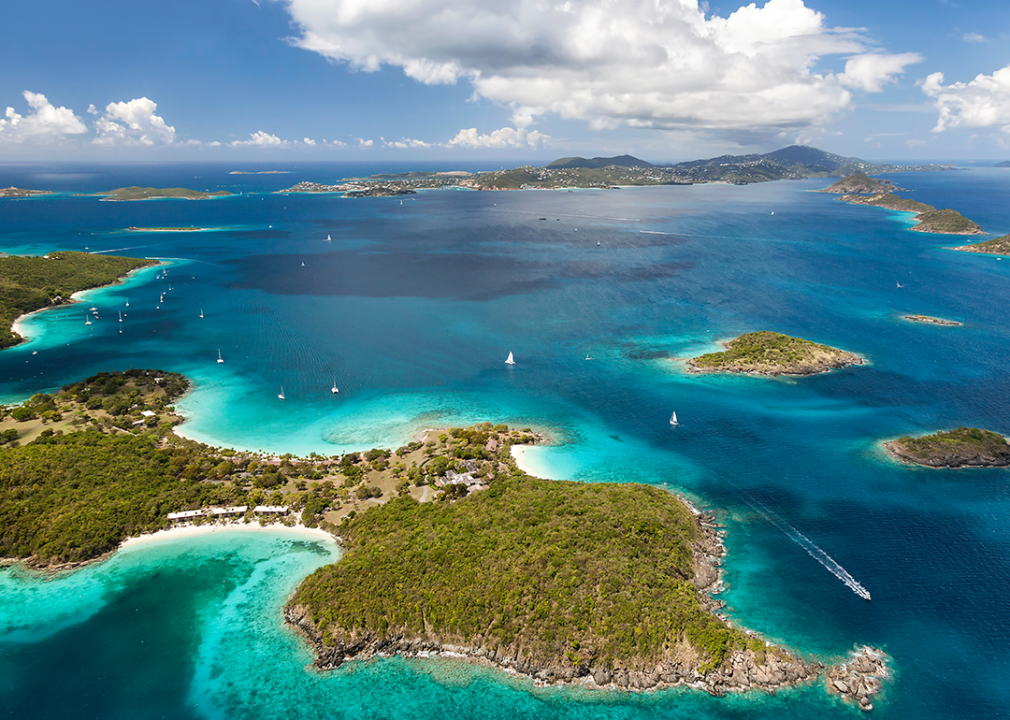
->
<box><xmin>825</xmin><ymin>646</ymin><xmax>889</xmax><ymax>711</ymax></box>
<box><xmin>686</xmin><ymin>331</ymin><xmax>864</xmax><ymax>377</ymax></box>
<box><xmin>903</xmin><ymin>315</ymin><xmax>962</xmax><ymax>327</ymax></box>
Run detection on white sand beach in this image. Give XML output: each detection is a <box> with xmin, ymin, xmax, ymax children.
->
<box><xmin>118</xmin><ymin>520</ymin><xmax>337</xmax><ymax>553</ymax></box>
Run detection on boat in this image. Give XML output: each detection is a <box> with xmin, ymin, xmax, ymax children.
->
<box><xmin>505</xmin><ymin>351</ymin><xmax>515</xmax><ymax>366</ymax></box>
<box><xmin>217</xmin><ymin>350</ymin><xmax>224</xmax><ymax>364</ymax></box>
<box><xmin>85</xmin><ymin>315</ymin><xmax>91</xmax><ymax>326</ymax></box>
<box><xmin>278</xmin><ymin>387</ymin><xmax>285</xmax><ymax>400</ymax></box>
<box><xmin>331</xmin><ymin>379</ymin><xmax>339</xmax><ymax>394</ymax></box>
<box><xmin>118</xmin><ymin>312</ymin><xmax>122</xmax><ymax>323</ymax></box>
<box><xmin>301</xmin><ymin>262</ymin><xmax>305</xmax><ymax>267</ymax></box>
<box><xmin>670</xmin><ymin>411</ymin><xmax>678</xmax><ymax>426</ymax></box>
<box><xmin>896</xmin><ymin>281</ymin><xmax>904</xmax><ymax>288</ymax></box>
<box><xmin>125</xmin><ymin>299</ymin><xmax>129</xmax><ymax>307</ymax></box>
<box><xmin>199</xmin><ymin>308</ymin><xmax>204</xmax><ymax>319</ymax></box>
<box><xmin>325</xmin><ymin>234</ymin><xmax>331</xmax><ymax>242</ymax></box>
<box><xmin>585</xmin><ymin>354</ymin><xmax>594</xmax><ymax>360</ymax></box>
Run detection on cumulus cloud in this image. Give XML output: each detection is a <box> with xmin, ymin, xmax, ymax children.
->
<box><xmin>93</xmin><ymin>97</ymin><xmax>176</xmax><ymax>146</ymax></box>
<box><xmin>282</xmin><ymin>0</ymin><xmax>915</xmax><ymax>134</ymax></box>
<box><xmin>229</xmin><ymin>130</ymin><xmax>287</xmax><ymax>146</ymax></box>
<box><xmin>963</xmin><ymin>32</ymin><xmax>986</xmax><ymax>43</ymax></box>
<box><xmin>381</xmin><ymin>136</ymin><xmax>432</xmax><ymax>149</ymax></box>
<box><xmin>923</xmin><ymin>65</ymin><xmax>1010</xmax><ymax>133</ymax></box>
<box><xmin>0</xmin><ymin>91</ymin><xmax>87</xmax><ymax>143</ymax></box>
<box><xmin>304</xmin><ymin>137</ymin><xmax>317</xmax><ymax>145</ymax></box>
<box><xmin>357</xmin><ymin>138</ymin><xmax>373</xmax><ymax>147</ymax></box>
<box><xmin>448</xmin><ymin>126</ymin><xmax>548</xmax><ymax>149</ymax></box>
<box><xmin>838</xmin><ymin>53</ymin><xmax>922</xmax><ymax>93</ymax></box>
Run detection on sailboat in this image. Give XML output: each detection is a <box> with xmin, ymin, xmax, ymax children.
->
<box><xmin>125</xmin><ymin>298</ymin><xmax>129</xmax><ymax>307</ymax></box>
<box><xmin>118</xmin><ymin>311</ymin><xmax>122</xmax><ymax>323</ymax></box>
<box><xmin>278</xmin><ymin>387</ymin><xmax>286</xmax><ymax>400</ymax></box>
<box><xmin>325</xmin><ymin>234</ymin><xmax>331</xmax><ymax>242</ymax></box>
<box><xmin>505</xmin><ymin>351</ymin><xmax>515</xmax><ymax>366</ymax></box>
<box><xmin>331</xmin><ymin>379</ymin><xmax>339</xmax><ymax>394</ymax></box>
<box><xmin>301</xmin><ymin>262</ymin><xmax>305</xmax><ymax>267</ymax></box>
<box><xmin>217</xmin><ymin>350</ymin><xmax>224</xmax><ymax>364</ymax></box>
<box><xmin>199</xmin><ymin>308</ymin><xmax>204</xmax><ymax>319</ymax></box>
<box><xmin>85</xmin><ymin>315</ymin><xmax>92</xmax><ymax>326</ymax></box>
<box><xmin>670</xmin><ymin>411</ymin><xmax>678</xmax><ymax>426</ymax></box>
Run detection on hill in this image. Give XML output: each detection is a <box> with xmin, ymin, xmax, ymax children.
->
<box><xmin>546</xmin><ymin>155</ymin><xmax>653</xmax><ymax>170</ymax></box>
<box><xmin>687</xmin><ymin>331</ymin><xmax>862</xmax><ymax>376</ymax></box>
<box><xmin>818</xmin><ymin>173</ymin><xmax>901</xmax><ymax>194</ymax></box>
<box><xmin>953</xmin><ymin>234</ymin><xmax>1010</xmax><ymax>255</ymax></box>
<box><xmin>97</xmin><ymin>187</ymin><xmax>232</xmax><ymax>201</ymax></box>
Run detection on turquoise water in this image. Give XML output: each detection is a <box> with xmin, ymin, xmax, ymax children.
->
<box><xmin>1</xmin><ymin>163</ymin><xmax>1009</xmax><ymax>718</ymax></box>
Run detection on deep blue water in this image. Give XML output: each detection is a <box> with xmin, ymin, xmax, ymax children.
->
<box><xmin>1</xmin><ymin>162</ymin><xmax>1009</xmax><ymax>719</ymax></box>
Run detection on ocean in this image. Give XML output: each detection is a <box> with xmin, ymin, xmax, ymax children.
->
<box><xmin>1</xmin><ymin>162</ymin><xmax>1008</xmax><ymax>719</ymax></box>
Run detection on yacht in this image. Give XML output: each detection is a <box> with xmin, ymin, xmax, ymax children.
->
<box><xmin>505</xmin><ymin>351</ymin><xmax>515</xmax><ymax>366</ymax></box>
<box><xmin>670</xmin><ymin>411</ymin><xmax>678</xmax><ymax>426</ymax></box>
<box><xmin>331</xmin><ymin>379</ymin><xmax>339</xmax><ymax>394</ymax></box>
<box><xmin>217</xmin><ymin>350</ymin><xmax>224</xmax><ymax>364</ymax></box>
<box><xmin>278</xmin><ymin>387</ymin><xmax>286</xmax><ymax>400</ymax></box>
<box><xmin>199</xmin><ymin>308</ymin><xmax>204</xmax><ymax>319</ymax></box>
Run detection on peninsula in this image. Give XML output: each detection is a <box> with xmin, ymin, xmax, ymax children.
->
<box><xmin>884</xmin><ymin>427</ymin><xmax>1010</xmax><ymax>468</ymax></box>
<box><xmin>0</xmin><ymin>251</ymin><xmax>157</xmax><ymax>349</ymax></box>
<box><xmin>97</xmin><ymin>187</ymin><xmax>232</xmax><ymax>201</ymax></box>
<box><xmin>0</xmin><ymin>186</ymin><xmax>51</xmax><ymax>198</ymax></box>
<box><xmin>953</xmin><ymin>234</ymin><xmax>1010</xmax><ymax>255</ymax></box>
<box><xmin>838</xmin><ymin>192</ymin><xmax>984</xmax><ymax>235</ymax></box>
<box><xmin>686</xmin><ymin>331</ymin><xmax>863</xmax><ymax>376</ymax></box>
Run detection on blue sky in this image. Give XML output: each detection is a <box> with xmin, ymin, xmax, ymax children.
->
<box><xmin>2</xmin><ymin>0</ymin><xmax>1009</xmax><ymax>162</ymax></box>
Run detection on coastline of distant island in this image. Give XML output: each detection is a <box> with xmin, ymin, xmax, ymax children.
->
<box><xmin>952</xmin><ymin>234</ymin><xmax>1010</xmax><ymax>255</ymax></box>
<box><xmin>884</xmin><ymin>427</ymin><xmax>1010</xmax><ymax>468</ymax></box>
<box><xmin>903</xmin><ymin>314</ymin><xmax>962</xmax><ymax>326</ymax></box>
<box><xmin>685</xmin><ymin>331</ymin><xmax>863</xmax><ymax>377</ymax></box>
<box><xmin>0</xmin><ymin>187</ymin><xmax>52</xmax><ymax>198</ymax></box>
<box><xmin>127</xmin><ymin>226</ymin><xmax>206</xmax><ymax>232</ymax></box>
<box><xmin>96</xmin><ymin>187</ymin><xmax>233</xmax><ymax>201</ymax></box>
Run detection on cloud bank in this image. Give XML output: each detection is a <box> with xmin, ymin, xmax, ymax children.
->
<box><xmin>283</xmin><ymin>0</ymin><xmax>920</xmax><ymax>134</ymax></box>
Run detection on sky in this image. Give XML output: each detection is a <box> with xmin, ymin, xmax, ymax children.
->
<box><xmin>1</xmin><ymin>0</ymin><xmax>1009</xmax><ymax>163</ymax></box>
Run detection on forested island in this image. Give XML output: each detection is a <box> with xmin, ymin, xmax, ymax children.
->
<box><xmin>953</xmin><ymin>234</ymin><xmax>1010</xmax><ymax>255</ymax></box>
<box><xmin>838</xmin><ymin>191</ymin><xmax>984</xmax><ymax>235</ymax></box>
<box><xmin>0</xmin><ymin>251</ymin><xmax>157</xmax><ymax>349</ymax></box>
<box><xmin>686</xmin><ymin>332</ymin><xmax>863</xmax><ymax>376</ymax></box>
<box><xmin>884</xmin><ymin>427</ymin><xmax>1010</xmax><ymax>468</ymax></box>
<box><xmin>97</xmin><ymin>187</ymin><xmax>232</xmax><ymax>201</ymax></box>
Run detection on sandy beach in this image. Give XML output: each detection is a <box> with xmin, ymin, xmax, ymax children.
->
<box><xmin>118</xmin><ymin>519</ymin><xmax>337</xmax><ymax>553</ymax></box>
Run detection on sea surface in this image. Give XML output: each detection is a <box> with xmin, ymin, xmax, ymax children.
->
<box><xmin>1</xmin><ymin>162</ymin><xmax>1009</xmax><ymax>719</ymax></box>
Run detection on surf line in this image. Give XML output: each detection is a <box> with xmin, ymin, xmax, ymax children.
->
<box><xmin>729</xmin><ymin>483</ymin><xmax>872</xmax><ymax>601</ymax></box>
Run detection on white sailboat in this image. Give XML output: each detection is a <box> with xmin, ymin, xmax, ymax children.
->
<box><xmin>199</xmin><ymin>308</ymin><xmax>204</xmax><ymax>319</ymax></box>
<box><xmin>85</xmin><ymin>315</ymin><xmax>92</xmax><ymax>326</ymax></box>
<box><xmin>278</xmin><ymin>386</ymin><xmax>286</xmax><ymax>400</ymax></box>
<box><xmin>505</xmin><ymin>351</ymin><xmax>515</xmax><ymax>366</ymax></box>
<box><xmin>331</xmin><ymin>379</ymin><xmax>339</xmax><ymax>394</ymax></box>
<box><xmin>670</xmin><ymin>411</ymin><xmax>678</xmax><ymax>426</ymax></box>
<box><xmin>118</xmin><ymin>311</ymin><xmax>123</xmax><ymax>323</ymax></box>
<box><xmin>325</xmin><ymin>234</ymin><xmax>331</xmax><ymax>242</ymax></box>
<box><xmin>217</xmin><ymin>350</ymin><xmax>224</xmax><ymax>364</ymax></box>
<box><xmin>125</xmin><ymin>299</ymin><xmax>129</xmax><ymax>307</ymax></box>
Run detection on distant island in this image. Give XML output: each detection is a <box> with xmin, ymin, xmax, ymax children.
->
<box><xmin>838</xmin><ymin>191</ymin><xmax>984</xmax><ymax>235</ymax></box>
<box><xmin>686</xmin><ymin>331</ymin><xmax>863</xmax><ymax>376</ymax></box>
<box><xmin>0</xmin><ymin>186</ymin><xmax>51</xmax><ymax>198</ymax></box>
<box><xmin>817</xmin><ymin>173</ymin><xmax>902</xmax><ymax>194</ymax></box>
<box><xmin>903</xmin><ymin>315</ymin><xmax>962</xmax><ymax>326</ymax></box>
<box><xmin>228</xmin><ymin>170</ymin><xmax>290</xmax><ymax>175</ymax></box>
<box><xmin>884</xmin><ymin>427</ymin><xmax>1010</xmax><ymax>468</ymax></box>
<box><xmin>545</xmin><ymin>154</ymin><xmax>653</xmax><ymax>170</ymax></box>
<box><xmin>97</xmin><ymin>187</ymin><xmax>233</xmax><ymax>201</ymax></box>
<box><xmin>0</xmin><ymin>251</ymin><xmax>157</xmax><ymax>350</ymax></box>
<box><xmin>953</xmin><ymin>234</ymin><xmax>1010</xmax><ymax>255</ymax></box>
<box><xmin>994</xmin><ymin>161</ymin><xmax>1010</xmax><ymax>168</ymax></box>
<box><xmin>127</xmin><ymin>226</ymin><xmax>204</xmax><ymax>232</ymax></box>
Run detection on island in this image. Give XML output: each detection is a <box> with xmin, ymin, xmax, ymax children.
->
<box><xmin>0</xmin><ymin>251</ymin><xmax>157</xmax><ymax>350</ymax></box>
<box><xmin>96</xmin><ymin>187</ymin><xmax>232</xmax><ymax>201</ymax></box>
<box><xmin>0</xmin><ymin>366</ymin><xmax>887</xmax><ymax>708</ymax></box>
<box><xmin>994</xmin><ymin>161</ymin><xmax>1010</xmax><ymax>168</ymax></box>
<box><xmin>884</xmin><ymin>427</ymin><xmax>1010</xmax><ymax>468</ymax></box>
<box><xmin>952</xmin><ymin>234</ymin><xmax>1010</xmax><ymax>255</ymax></box>
<box><xmin>839</xmin><ymin>192</ymin><xmax>984</xmax><ymax>235</ymax></box>
<box><xmin>0</xmin><ymin>186</ymin><xmax>51</xmax><ymax>198</ymax></box>
<box><xmin>817</xmin><ymin>173</ymin><xmax>902</xmax><ymax>194</ymax></box>
<box><xmin>903</xmin><ymin>315</ymin><xmax>962</xmax><ymax>326</ymax></box>
<box><xmin>127</xmin><ymin>226</ymin><xmax>204</xmax><ymax>232</ymax></box>
<box><xmin>686</xmin><ymin>331</ymin><xmax>863</xmax><ymax>376</ymax></box>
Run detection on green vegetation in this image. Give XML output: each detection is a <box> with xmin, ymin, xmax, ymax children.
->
<box><xmin>292</xmin><ymin>476</ymin><xmax>749</xmax><ymax>676</ymax></box>
<box><xmin>818</xmin><ymin>173</ymin><xmax>898</xmax><ymax>194</ymax></box>
<box><xmin>841</xmin><ymin>192</ymin><xmax>933</xmax><ymax>214</ymax></box>
<box><xmin>886</xmin><ymin>427</ymin><xmax>1010</xmax><ymax>468</ymax></box>
<box><xmin>0</xmin><ymin>251</ymin><xmax>157</xmax><ymax>349</ymax></box>
<box><xmin>914</xmin><ymin>208</ymin><xmax>984</xmax><ymax>235</ymax></box>
<box><xmin>98</xmin><ymin>187</ymin><xmax>232</xmax><ymax>201</ymax></box>
<box><xmin>0</xmin><ymin>187</ymin><xmax>51</xmax><ymax>198</ymax></box>
<box><xmin>954</xmin><ymin>234</ymin><xmax>1010</xmax><ymax>255</ymax></box>
<box><xmin>688</xmin><ymin>331</ymin><xmax>861</xmax><ymax>376</ymax></box>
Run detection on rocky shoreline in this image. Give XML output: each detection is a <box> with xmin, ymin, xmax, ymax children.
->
<box><xmin>285</xmin><ymin>505</ymin><xmax>886</xmax><ymax>704</ymax></box>
<box><xmin>902</xmin><ymin>315</ymin><xmax>962</xmax><ymax>326</ymax></box>
<box><xmin>884</xmin><ymin>437</ymin><xmax>1010</xmax><ymax>468</ymax></box>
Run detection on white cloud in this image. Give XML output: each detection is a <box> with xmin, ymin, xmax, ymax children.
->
<box><xmin>229</xmin><ymin>130</ymin><xmax>287</xmax><ymax>146</ymax></box>
<box><xmin>923</xmin><ymin>65</ymin><xmax>1010</xmax><ymax>133</ymax></box>
<box><xmin>303</xmin><ymin>137</ymin><xmax>317</xmax><ymax>145</ymax></box>
<box><xmin>0</xmin><ymin>91</ymin><xmax>87</xmax><ymax>143</ymax></box>
<box><xmin>357</xmin><ymin>138</ymin><xmax>373</xmax><ymax>147</ymax></box>
<box><xmin>448</xmin><ymin>126</ymin><xmax>549</xmax><ymax>149</ymax></box>
<box><xmin>93</xmin><ymin>97</ymin><xmax>176</xmax><ymax>146</ymax></box>
<box><xmin>381</xmin><ymin>136</ymin><xmax>432</xmax><ymax>149</ymax></box>
<box><xmin>963</xmin><ymin>32</ymin><xmax>986</xmax><ymax>43</ymax></box>
<box><xmin>282</xmin><ymin>0</ymin><xmax>914</xmax><ymax>134</ymax></box>
<box><xmin>838</xmin><ymin>53</ymin><xmax>923</xmax><ymax>93</ymax></box>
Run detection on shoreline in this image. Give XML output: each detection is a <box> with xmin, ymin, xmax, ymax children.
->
<box><xmin>8</xmin><ymin>261</ymin><xmax>162</xmax><ymax>346</ymax></box>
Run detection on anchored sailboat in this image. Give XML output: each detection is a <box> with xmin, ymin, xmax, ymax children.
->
<box><xmin>118</xmin><ymin>312</ymin><xmax>122</xmax><ymax>323</ymax></box>
<box><xmin>278</xmin><ymin>387</ymin><xmax>285</xmax><ymax>400</ymax></box>
<box><xmin>85</xmin><ymin>314</ymin><xmax>92</xmax><ymax>326</ymax></box>
<box><xmin>331</xmin><ymin>379</ymin><xmax>339</xmax><ymax>394</ymax></box>
<box><xmin>505</xmin><ymin>351</ymin><xmax>515</xmax><ymax>366</ymax></box>
<box><xmin>199</xmin><ymin>307</ymin><xmax>204</xmax><ymax>319</ymax></box>
<box><xmin>325</xmin><ymin>234</ymin><xmax>331</xmax><ymax>242</ymax></box>
<box><xmin>670</xmin><ymin>411</ymin><xmax>678</xmax><ymax>426</ymax></box>
<box><xmin>217</xmin><ymin>350</ymin><xmax>224</xmax><ymax>364</ymax></box>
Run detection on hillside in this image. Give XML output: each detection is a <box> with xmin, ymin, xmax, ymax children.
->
<box><xmin>841</xmin><ymin>192</ymin><xmax>934</xmax><ymax>213</ymax></box>
<box><xmin>885</xmin><ymin>427</ymin><xmax>1010</xmax><ymax>468</ymax></box>
<box><xmin>914</xmin><ymin>208</ymin><xmax>985</xmax><ymax>235</ymax></box>
<box><xmin>546</xmin><ymin>155</ymin><xmax>653</xmax><ymax>169</ymax></box>
<box><xmin>953</xmin><ymin>234</ymin><xmax>1010</xmax><ymax>255</ymax></box>
<box><xmin>818</xmin><ymin>173</ymin><xmax>901</xmax><ymax>194</ymax></box>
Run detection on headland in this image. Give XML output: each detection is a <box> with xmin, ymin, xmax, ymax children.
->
<box><xmin>952</xmin><ymin>234</ymin><xmax>1010</xmax><ymax>255</ymax></box>
<box><xmin>837</xmin><ymin>191</ymin><xmax>984</xmax><ymax>235</ymax></box>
